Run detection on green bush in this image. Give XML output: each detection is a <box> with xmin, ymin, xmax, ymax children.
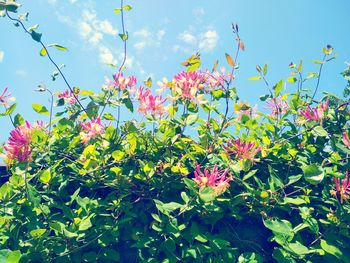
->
<box><xmin>1</xmin><ymin>1</ymin><xmax>350</xmax><ymax>262</ymax></box>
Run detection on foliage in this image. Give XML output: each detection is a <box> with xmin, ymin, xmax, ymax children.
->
<box><xmin>1</xmin><ymin>1</ymin><xmax>350</xmax><ymax>262</ymax></box>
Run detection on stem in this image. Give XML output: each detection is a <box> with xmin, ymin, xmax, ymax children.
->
<box><xmin>311</xmin><ymin>54</ymin><xmax>327</xmax><ymax>102</ymax></box>
<box><xmin>99</xmin><ymin>0</ymin><xmax>128</xmax><ymax>118</ymax></box>
<box><xmin>5</xmin><ymin>11</ymin><xmax>88</xmax><ymax>116</ymax></box>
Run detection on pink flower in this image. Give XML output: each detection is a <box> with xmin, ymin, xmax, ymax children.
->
<box><xmin>57</xmin><ymin>89</ymin><xmax>77</xmax><ymax>105</ymax></box>
<box><xmin>3</xmin><ymin>121</ymin><xmax>44</xmax><ymax>163</ymax></box>
<box><xmin>224</xmin><ymin>139</ymin><xmax>261</xmax><ymax>162</ymax></box>
<box><xmin>266</xmin><ymin>97</ymin><xmax>289</xmax><ymax>116</ymax></box>
<box><xmin>0</xmin><ymin>87</ymin><xmax>16</xmax><ymax>108</ymax></box>
<box><xmin>343</xmin><ymin>132</ymin><xmax>350</xmax><ymax>148</ymax></box>
<box><xmin>193</xmin><ymin>165</ymin><xmax>231</xmax><ymax>193</ymax></box>
<box><xmin>112</xmin><ymin>72</ymin><xmax>137</xmax><ymax>91</ymax></box>
<box><xmin>137</xmin><ymin>86</ymin><xmax>167</xmax><ymax>118</ymax></box>
<box><xmin>205</xmin><ymin>67</ymin><xmax>232</xmax><ymax>88</ymax></box>
<box><xmin>332</xmin><ymin>171</ymin><xmax>350</xmax><ymax>204</ymax></box>
<box><xmin>80</xmin><ymin>118</ymin><xmax>105</xmax><ymax>144</ymax></box>
<box><xmin>165</xmin><ymin>71</ymin><xmax>206</xmax><ymax>103</ymax></box>
<box><xmin>300</xmin><ymin>100</ymin><xmax>328</xmax><ymax>121</ymax></box>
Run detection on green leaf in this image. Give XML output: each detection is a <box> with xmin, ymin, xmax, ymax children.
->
<box><xmin>27</xmin><ymin>184</ymin><xmax>41</xmax><ymax>207</ymax></box>
<box><xmin>48</xmin><ymin>43</ymin><xmax>68</xmax><ymax>51</ymax></box>
<box><xmin>13</xmin><ymin>113</ymin><xmax>24</xmax><ymax>126</ymax></box>
<box><xmin>30</xmin><ymin>31</ymin><xmax>42</xmax><ymax>42</ymax></box>
<box><xmin>6</xmin><ymin>250</ymin><xmax>21</xmax><ymax>263</ymax></box>
<box><xmin>103</xmin><ymin>112</ymin><xmax>115</xmax><ymax>120</ymax></box>
<box><xmin>79</xmin><ymin>215</ymin><xmax>93</xmax><ymax>231</ymax></box>
<box><xmin>302</xmin><ymin>164</ymin><xmax>324</xmax><ymax>185</ymax></box>
<box><xmin>39</xmin><ymin>169</ymin><xmax>51</xmax><ymax>184</ymax></box>
<box><xmin>238</xmin><ymin>252</ymin><xmax>263</xmax><ymax>263</ymax></box>
<box><xmin>320</xmin><ymin>239</ymin><xmax>343</xmax><ymax>260</ymax></box>
<box><xmin>32</xmin><ymin>103</ymin><xmax>49</xmax><ymax>116</ymax></box>
<box><xmin>248</xmin><ymin>76</ymin><xmax>261</xmax><ymax>81</ymax></box>
<box><xmin>180</xmin><ymin>192</ymin><xmax>190</xmax><ymax>203</ymax></box>
<box><xmin>39</xmin><ymin>47</ymin><xmax>47</xmax><ymax>56</ymax></box>
<box><xmin>185</xmin><ymin>113</ymin><xmax>198</xmax><ymax>126</ymax></box>
<box><xmin>113</xmin><ymin>8</ymin><xmax>122</xmax><ymax>14</ymax></box>
<box><xmin>287</xmin><ymin>76</ymin><xmax>297</xmax><ymax>83</ymax></box>
<box><xmin>0</xmin><ymin>2</ymin><xmax>22</xmax><ymax>13</ymax></box>
<box><xmin>86</xmin><ymin>101</ymin><xmax>99</xmax><ymax>119</ymax></box>
<box><xmin>0</xmin><ymin>103</ymin><xmax>17</xmax><ymax>116</ymax></box>
<box><xmin>30</xmin><ymin>228</ymin><xmax>46</xmax><ymax>238</ymax></box>
<box><xmin>119</xmin><ymin>33</ymin><xmax>128</xmax><ymax>41</ymax></box>
<box><xmin>312</xmin><ymin>126</ymin><xmax>328</xmax><ymax>137</ymax></box>
<box><xmin>123</xmin><ymin>5</ymin><xmax>132</xmax><ymax>11</ymax></box>
<box><xmin>199</xmin><ymin>187</ymin><xmax>216</xmax><ymax>202</ymax></box>
<box><xmin>274</xmin><ymin>80</ymin><xmax>283</xmax><ymax>96</ymax></box>
<box><xmin>263</xmin><ymin>218</ymin><xmax>294</xmax><ymax>237</ymax></box>
<box><xmin>112</xmin><ymin>150</ymin><xmax>125</xmax><ymax>161</ymax></box>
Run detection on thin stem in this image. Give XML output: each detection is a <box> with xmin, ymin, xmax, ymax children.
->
<box><xmin>99</xmin><ymin>0</ymin><xmax>128</xmax><ymax>118</ymax></box>
<box><xmin>5</xmin><ymin>11</ymin><xmax>88</xmax><ymax>116</ymax></box>
<box><xmin>311</xmin><ymin>54</ymin><xmax>327</xmax><ymax>101</ymax></box>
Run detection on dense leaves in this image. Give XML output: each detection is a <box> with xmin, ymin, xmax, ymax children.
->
<box><xmin>1</xmin><ymin>1</ymin><xmax>350</xmax><ymax>262</ymax></box>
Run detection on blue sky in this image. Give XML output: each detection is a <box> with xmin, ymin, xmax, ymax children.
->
<box><xmin>0</xmin><ymin>0</ymin><xmax>350</xmax><ymax>143</ymax></box>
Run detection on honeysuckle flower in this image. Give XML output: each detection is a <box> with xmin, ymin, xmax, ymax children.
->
<box><xmin>162</xmin><ymin>71</ymin><xmax>207</xmax><ymax>103</ymax></box>
<box><xmin>137</xmin><ymin>86</ymin><xmax>167</xmax><ymax>118</ymax></box>
<box><xmin>331</xmin><ymin>171</ymin><xmax>350</xmax><ymax>204</ymax></box>
<box><xmin>80</xmin><ymin>118</ymin><xmax>105</xmax><ymax>144</ymax></box>
<box><xmin>4</xmin><ymin>121</ymin><xmax>44</xmax><ymax>163</ymax></box>
<box><xmin>193</xmin><ymin>164</ymin><xmax>231</xmax><ymax>194</ymax></box>
<box><xmin>300</xmin><ymin>100</ymin><xmax>329</xmax><ymax>121</ymax></box>
<box><xmin>224</xmin><ymin>139</ymin><xmax>261</xmax><ymax>162</ymax></box>
<box><xmin>0</xmin><ymin>87</ymin><xmax>16</xmax><ymax>108</ymax></box>
<box><xmin>266</xmin><ymin>97</ymin><xmax>289</xmax><ymax>116</ymax></box>
<box><xmin>342</xmin><ymin>132</ymin><xmax>350</xmax><ymax>148</ymax></box>
<box><xmin>57</xmin><ymin>89</ymin><xmax>77</xmax><ymax>105</ymax></box>
<box><xmin>234</xmin><ymin>102</ymin><xmax>258</xmax><ymax>121</ymax></box>
<box><xmin>205</xmin><ymin>67</ymin><xmax>233</xmax><ymax>88</ymax></box>
<box><xmin>112</xmin><ymin>72</ymin><xmax>137</xmax><ymax>91</ymax></box>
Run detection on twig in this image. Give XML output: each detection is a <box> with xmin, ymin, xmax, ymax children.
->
<box><xmin>5</xmin><ymin>10</ymin><xmax>87</xmax><ymax>116</ymax></box>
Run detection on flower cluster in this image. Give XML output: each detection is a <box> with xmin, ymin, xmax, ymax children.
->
<box><xmin>4</xmin><ymin>121</ymin><xmax>44</xmax><ymax>163</ymax></box>
<box><xmin>205</xmin><ymin>67</ymin><xmax>232</xmax><ymax>88</ymax></box>
<box><xmin>331</xmin><ymin>172</ymin><xmax>350</xmax><ymax>204</ymax></box>
<box><xmin>300</xmin><ymin>100</ymin><xmax>328</xmax><ymax>121</ymax></box>
<box><xmin>80</xmin><ymin>118</ymin><xmax>105</xmax><ymax>144</ymax></box>
<box><xmin>112</xmin><ymin>72</ymin><xmax>137</xmax><ymax>91</ymax></box>
<box><xmin>160</xmin><ymin>71</ymin><xmax>207</xmax><ymax>103</ymax></box>
<box><xmin>193</xmin><ymin>165</ymin><xmax>231</xmax><ymax>194</ymax></box>
<box><xmin>57</xmin><ymin>89</ymin><xmax>77</xmax><ymax>105</ymax></box>
<box><xmin>266</xmin><ymin>96</ymin><xmax>289</xmax><ymax>116</ymax></box>
<box><xmin>224</xmin><ymin>138</ymin><xmax>261</xmax><ymax>162</ymax></box>
<box><xmin>0</xmin><ymin>87</ymin><xmax>16</xmax><ymax>108</ymax></box>
<box><xmin>137</xmin><ymin>86</ymin><xmax>167</xmax><ymax>118</ymax></box>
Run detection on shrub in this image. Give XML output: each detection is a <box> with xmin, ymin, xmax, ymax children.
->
<box><xmin>1</xmin><ymin>1</ymin><xmax>350</xmax><ymax>262</ymax></box>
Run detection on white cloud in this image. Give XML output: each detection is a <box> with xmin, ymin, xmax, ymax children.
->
<box><xmin>0</xmin><ymin>51</ymin><xmax>4</xmax><ymax>63</ymax></box>
<box><xmin>47</xmin><ymin>0</ymin><xmax>56</xmax><ymax>4</ymax></box>
<box><xmin>99</xmin><ymin>46</ymin><xmax>116</xmax><ymax>65</ymax></box>
<box><xmin>69</xmin><ymin>0</ymin><xmax>78</xmax><ymax>3</ymax></box>
<box><xmin>179</xmin><ymin>31</ymin><xmax>197</xmax><ymax>44</ymax></box>
<box><xmin>133</xmin><ymin>28</ymin><xmax>166</xmax><ymax>50</ymax></box>
<box><xmin>177</xmin><ymin>28</ymin><xmax>219</xmax><ymax>53</ymax></box>
<box><xmin>198</xmin><ymin>30</ymin><xmax>219</xmax><ymax>52</ymax></box>
<box><xmin>98</xmin><ymin>20</ymin><xmax>117</xmax><ymax>35</ymax></box>
<box><xmin>78</xmin><ymin>21</ymin><xmax>92</xmax><ymax>38</ymax></box>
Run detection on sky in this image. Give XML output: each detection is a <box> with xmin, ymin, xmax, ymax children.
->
<box><xmin>0</xmin><ymin>0</ymin><xmax>350</xmax><ymax>145</ymax></box>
